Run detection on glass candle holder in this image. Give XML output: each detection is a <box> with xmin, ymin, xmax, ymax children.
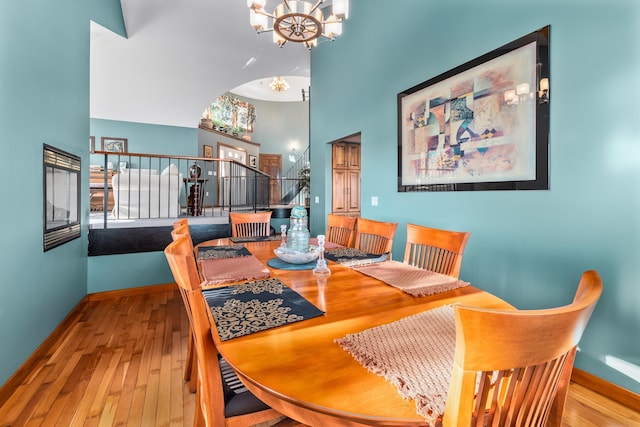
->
<box><xmin>312</xmin><ymin>234</ymin><xmax>331</xmax><ymax>277</ymax></box>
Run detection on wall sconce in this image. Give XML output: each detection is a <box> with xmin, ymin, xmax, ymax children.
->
<box><xmin>538</xmin><ymin>78</ymin><xmax>549</xmax><ymax>103</ymax></box>
<box><xmin>289</xmin><ymin>148</ymin><xmax>297</xmax><ymax>162</ymax></box>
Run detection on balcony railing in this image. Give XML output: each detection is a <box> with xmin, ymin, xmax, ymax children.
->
<box><xmin>90</xmin><ymin>151</ymin><xmax>274</xmax><ymax>228</ymax></box>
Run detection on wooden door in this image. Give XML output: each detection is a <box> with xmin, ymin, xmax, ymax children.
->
<box><xmin>259</xmin><ymin>154</ymin><xmax>282</xmax><ymax>205</ymax></box>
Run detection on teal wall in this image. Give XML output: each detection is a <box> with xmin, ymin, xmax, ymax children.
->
<box><xmin>90</xmin><ymin>118</ymin><xmax>198</xmax><ymax>160</ymax></box>
<box><xmin>89</xmin><ymin>0</ymin><xmax>126</xmax><ymax>38</ymax></box>
<box><xmin>88</xmin><ymin>119</ymin><xmax>197</xmax><ymax>294</ymax></box>
<box><xmin>0</xmin><ymin>1</ymin><xmax>123</xmax><ymax>386</ymax></box>
<box><xmin>248</xmin><ymin>98</ymin><xmax>309</xmax><ymax>160</ymax></box>
<box><xmin>309</xmin><ymin>1</ymin><xmax>640</xmax><ymax>393</ymax></box>
<box><xmin>88</xmin><ymin>252</ymin><xmax>175</xmax><ymax>294</ymax></box>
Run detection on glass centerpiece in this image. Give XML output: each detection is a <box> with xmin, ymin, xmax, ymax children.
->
<box><xmin>274</xmin><ymin>205</ymin><xmax>319</xmax><ymax>264</ymax></box>
<box><xmin>287</xmin><ymin>205</ymin><xmax>310</xmax><ymax>252</ymax></box>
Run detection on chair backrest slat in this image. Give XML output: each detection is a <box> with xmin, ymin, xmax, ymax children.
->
<box><xmin>403</xmin><ymin>223</ymin><xmax>470</xmax><ymax>278</ymax></box>
<box><xmin>353</xmin><ymin>217</ymin><xmax>398</xmax><ymax>255</ymax></box>
<box><xmin>326</xmin><ymin>214</ymin><xmax>357</xmax><ymax>247</ymax></box>
<box><xmin>229</xmin><ymin>211</ymin><xmax>272</xmax><ymax>237</ymax></box>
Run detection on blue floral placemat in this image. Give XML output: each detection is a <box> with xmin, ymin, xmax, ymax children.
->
<box><xmin>203</xmin><ymin>278</ymin><xmax>325</xmax><ymax>341</ymax></box>
<box><xmin>324</xmin><ymin>248</ymin><xmax>388</xmax><ymax>267</ymax></box>
<box><xmin>198</xmin><ymin>244</ymin><xmax>251</xmax><ymax>260</ymax></box>
<box><xmin>266</xmin><ymin>257</ymin><xmax>317</xmax><ymax>270</ymax></box>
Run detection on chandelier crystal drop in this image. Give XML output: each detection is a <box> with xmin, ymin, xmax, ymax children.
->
<box><xmin>269</xmin><ymin>76</ymin><xmax>290</xmax><ymax>92</ymax></box>
<box><xmin>247</xmin><ymin>0</ymin><xmax>349</xmax><ymax>50</ymax></box>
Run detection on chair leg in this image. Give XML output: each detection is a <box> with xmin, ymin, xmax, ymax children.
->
<box><xmin>184</xmin><ymin>331</ymin><xmax>198</xmax><ymax>393</ymax></box>
<box><xmin>189</xmin><ymin>356</ymin><xmax>198</xmax><ymax>393</ymax></box>
<box><xmin>184</xmin><ymin>331</ymin><xmax>194</xmax><ymax>381</ymax></box>
<box><xmin>193</xmin><ymin>389</ymin><xmax>206</xmax><ymax>427</ymax></box>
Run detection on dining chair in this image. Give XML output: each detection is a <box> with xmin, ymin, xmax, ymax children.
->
<box><xmin>169</xmin><ymin>229</ymin><xmax>198</xmax><ymax>393</ymax></box>
<box><xmin>403</xmin><ymin>223</ymin><xmax>470</xmax><ymax>278</ymax></box>
<box><xmin>353</xmin><ymin>217</ymin><xmax>398</xmax><ymax>256</ymax></box>
<box><xmin>326</xmin><ymin>214</ymin><xmax>357</xmax><ymax>247</ymax></box>
<box><xmin>172</xmin><ymin>222</ymin><xmax>195</xmax><ymax>256</ymax></box>
<box><xmin>173</xmin><ymin>218</ymin><xmax>189</xmax><ymax>229</ymax></box>
<box><xmin>229</xmin><ymin>211</ymin><xmax>272</xmax><ymax>238</ymax></box>
<box><xmin>164</xmin><ymin>236</ymin><xmax>283</xmax><ymax>427</ymax></box>
<box><xmin>442</xmin><ymin>270</ymin><xmax>603</xmax><ymax>427</ymax></box>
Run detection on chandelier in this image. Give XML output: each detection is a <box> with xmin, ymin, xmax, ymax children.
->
<box><xmin>247</xmin><ymin>0</ymin><xmax>349</xmax><ymax>50</ymax></box>
<box><xmin>269</xmin><ymin>76</ymin><xmax>290</xmax><ymax>92</ymax></box>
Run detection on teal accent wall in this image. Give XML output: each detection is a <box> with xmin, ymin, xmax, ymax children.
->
<box><xmin>91</xmin><ymin>118</ymin><xmax>198</xmax><ymax>160</ymax></box>
<box><xmin>88</xmin><ymin>252</ymin><xmax>175</xmax><ymax>294</ymax></box>
<box><xmin>310</xmin><ymin>1</ymin><xmax>640</xmax><ymax>393</ymax></box>
<box><xmin>88</xmin><ymin>119</ymin><xmax>197</xmax><ymax>294</ymax></box>
<box><xmin>249</xmin><ymin>98</ymin><xmax>309</xmax><ymax>159</ymax></box>
<box><xmin>0</xmin><ymin>1</ymin><xmax>117</xmax><ymax>386</ymax></box>
<box><xmin>90</xmin><ymin>0</ymin><xmax>126</xmax><ymax>38</ymax></box>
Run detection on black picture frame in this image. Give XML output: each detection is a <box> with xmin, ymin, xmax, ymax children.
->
<box><xmin>398</xmin><ymin>26</ymin><xmax>550</xmax><ymax>192</ymax></box>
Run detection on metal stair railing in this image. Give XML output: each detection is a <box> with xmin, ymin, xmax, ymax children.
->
<box><xmin>280</xmin><ymin>146</ymin><xmax>310</xmax><ymax>205</ymax></box>
<box><xmin>90</xmin><ymin>151</ymin><xmax>271</xmax><ymax>228</ymax></box>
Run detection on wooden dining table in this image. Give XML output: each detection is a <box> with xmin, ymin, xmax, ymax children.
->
<box><xmin>197</xmin><ymin>238</ymin><xmax>510</xmax><ymax>427</ymax></box>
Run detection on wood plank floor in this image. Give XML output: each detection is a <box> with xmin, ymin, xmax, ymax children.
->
<box><xmin>0</xmin><ymin>288</ymin><xmax>638</xmax><ymax>426</ymax></box>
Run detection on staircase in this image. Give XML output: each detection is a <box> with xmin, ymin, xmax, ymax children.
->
<box><xmin>280</xmin><ymin>147</ymin><xmax>310</xmax><ymax>205</ymax></box>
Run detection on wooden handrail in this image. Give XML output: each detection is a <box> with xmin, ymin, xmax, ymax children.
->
<box><xmin>92</xmin><ymin>150</ymin><xmax>270</xmax><ymax>178</ymax></box>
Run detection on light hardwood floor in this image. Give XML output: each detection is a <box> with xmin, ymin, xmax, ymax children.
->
<box><xmin>0</xmin><ymin>288</ymin><xmax>638</xmax><ymax>426</ymax></box>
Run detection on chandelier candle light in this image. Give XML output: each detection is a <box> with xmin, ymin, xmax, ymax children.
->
<box><xmin>270</xmin><ymin>76</ymin><xmax>290</xmax><ymax>92</ymax></box>
<box><xmin>248</xmin><ymin>0</ymin><xmax>349</xmax><ymax>49</ymax></box>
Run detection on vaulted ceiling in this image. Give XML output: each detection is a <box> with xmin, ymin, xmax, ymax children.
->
<box><xmin>90</xmin><ymin>0</ymin><xmax>311</xmax><ymax>129</ymax></box>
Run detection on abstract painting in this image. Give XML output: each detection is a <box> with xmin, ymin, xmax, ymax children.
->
<box><xmin>398</xmin><ymin>26</ymin><xmax>549</xmax><ymax>192</ymax></box>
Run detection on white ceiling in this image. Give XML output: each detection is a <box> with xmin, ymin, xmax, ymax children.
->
<box><xmin>90</xmin><ymin>0</ymin><xmax>312</xmax><ymax>129</ymax></box>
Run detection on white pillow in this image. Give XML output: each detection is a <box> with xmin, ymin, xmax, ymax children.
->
<box><xmin>161</xmin><ymin>163</ymin><xmax>180</xmax><ymax>176</ymax></box>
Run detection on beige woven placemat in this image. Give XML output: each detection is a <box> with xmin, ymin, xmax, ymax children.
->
<box><xmin>199</xmin><ymin>255</ymin><xmax>270</xmax><ymax>286</ymax></box>
<box><xmin>352</xmin><ymin>261</ymin><xmax>469</xmax><ymax>297</ymax></box>
<box><xmin>335</xmin><ymin>305</ymin><xmax>455</xmax><ymax>426</ymax></box>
